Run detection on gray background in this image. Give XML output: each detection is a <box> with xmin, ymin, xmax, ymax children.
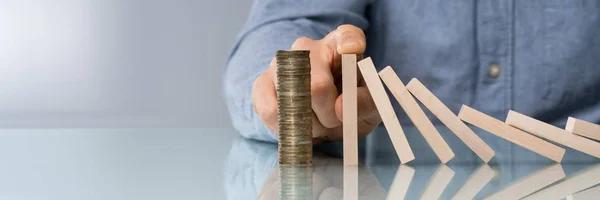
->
<box><xmin>0</xmin><ymin>0</ymin><xmax>254</xmax><ymax>128</ymax></box>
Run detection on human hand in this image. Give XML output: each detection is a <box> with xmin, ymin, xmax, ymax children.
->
<box><xmin>251</xmin><ymin>24</ymin><xmax>382</xmax><ymax>142</ymax></box>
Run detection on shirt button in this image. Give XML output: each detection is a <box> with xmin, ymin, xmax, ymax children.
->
<box><xmin>488</xmin><ymin>64</ymin><xmax>501</xmax><ymax>78</ymax></box>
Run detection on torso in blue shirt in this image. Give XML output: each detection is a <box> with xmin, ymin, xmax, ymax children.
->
<box><xmin>224</xmin><ymin>0</ymin><xmax>600</xmax><ymax>163</ymax></box>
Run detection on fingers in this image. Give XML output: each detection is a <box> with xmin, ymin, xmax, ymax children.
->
<box><xmin>291</xmin><ymin>37</ymin><xmax>342</xmax><ymax>128</ymax></box>
<box><xmin>252</xmin><ymin>73</ymin><xmax>279</xmax><ymax>134</ymax></box>
<box><xmin>334</xmin><ymin>86</ymin><xmax>378</xmax><ymax>121</ymax></box>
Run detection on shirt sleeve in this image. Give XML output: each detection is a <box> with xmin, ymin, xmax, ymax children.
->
<box><xmin>223</xmin><ymin>0</ymin><xmax>372</xmax><ymax>142</ymax></box>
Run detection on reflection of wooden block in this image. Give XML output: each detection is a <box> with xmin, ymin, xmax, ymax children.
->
<box><xmin>405</xmin><ymin>78</ymin><xmax>495</xmax><ymax>163</ymax></box>
<box><xmin>379</xmin><ymin>67</ymin><xmax>455</xmax><ymax>163</ymax></box>
<box><xmin>451</xmin><ymin>164</ymin><xmax>495</xmax><ymax>200</ymax></box>
<box><xmin>523</xmin><ymin>163</ymin><xmax>600</xmax><ymax>200</ymax></box>
<box><xmin>458</xmin><ymin>105</ymin><xmax>565</xmax><ymax>162</ymax></box>
<box><xmin>342</xmin><ymin>54</ymin><xmax>358</xmax><ymax>166</ymax></box>
<box><xmin>386</xmin><ymin>165</ymin><xmax>415</xmax><ymax>200</ymax></box>
<box><xmin>570</xmin><ymin>185</ymin><xmax>600</xmax><ymax>200</ymax></box>
<box><xmin>506</xmin><ymin>110</ymin><xmax>600</xmax><ymax>159</ymax></box>
<box><xmin>419</xmin><ymin>165</ymin><xmax>455</xmax><ymax>200</ymax></box>
<box><xmin>357</xmin><ymin>58</ymin><xmax>415</xmax><ymax>164</ymax></box>
<box><xmin>566</xmin><ymin>117</ymin><xmax>600</xmax><ymax>141</ymax></box>
<box><xmin>343</xmin><ymin>166</ymin><xmax>358</xmax><ymax>200</ymax></box>
<box><xmin>484</xmin><ymin>164</ymin><xmax>565</xmax><ymax>200</ymax></box>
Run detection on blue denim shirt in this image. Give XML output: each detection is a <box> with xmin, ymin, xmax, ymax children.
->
<box><xmin>223</xmin><ymin>0</ymin><xmax>600</xmax><ymax>163</ymax></box>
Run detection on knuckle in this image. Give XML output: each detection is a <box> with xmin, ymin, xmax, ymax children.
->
<box><xmin>311</xmin><ymin>76</ymin><xmax>334</xmax><ymax>96</ymax></box>
<box><xmin>337</xmin><ymin>24</ymin><xmax>365</xmax><ymax>35</ymax></box>
<box><xmin>291</xmin><ymin>37</ymin><xmax>313</xmax><ymax>50</ymax></box>
<box><xmin>252</xmin><ymin>75</ymin><xmax>278</xmax><ymax>123</ymax></box>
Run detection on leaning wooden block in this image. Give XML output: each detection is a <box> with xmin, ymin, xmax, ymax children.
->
<box><xmin>458</xmin><ymin>105</ymin><xmax>565</xmax><ymax>162</ymax></box>
<box><xmin>342</xmin><ymin>54</ymin><xmax>358</xmax><ymax>166</ymax></box>
<box><xmin>523</xmin><ymin>163</ymin><xmax>600</xmax><ymax>200</ymax></box>
<box><xmin>379</xmin><ymin>67</ymin><xmax>455</xmax><ymax>163</ymax></box>
<box><xmin>357</xmin><ymin>57</ymin><xmax>415</xmax><ymax>164</ymax></box>
<box><xmin>484</xmin><ymin>164</ymin><xmax>565</xmax><ymax>200</ymax></box>
<box><xmin>405</xmin><ymin>78</ymin><xmax>495</xmax><ymax>163</ymax></box>
<box><xmin>506</xmin><ymin>110</ymin><xmax>600</xmax><ymax>159</ymax></box>
<box><xmin>566</xmin><ymin>117</ymin><xmax>600</xmax><ymax>141</ymax></box>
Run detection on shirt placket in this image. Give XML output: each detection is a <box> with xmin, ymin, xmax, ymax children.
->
<box><xmin>474</xmin><ymin>0</ymin><xmax>514</xmax><ymax>166</ymax></box>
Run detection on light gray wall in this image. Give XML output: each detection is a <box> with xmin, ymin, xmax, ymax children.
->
<box><xmin>0</xmin><ymin>0</ymin><xmax>253</xmax><ymax>128</ymax></box>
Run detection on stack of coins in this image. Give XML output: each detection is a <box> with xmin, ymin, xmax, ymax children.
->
<box><xmin>279</xmin><ymin>164</ymin><xmax>313</xmax><ymax>200</ymax></box>
<box><xmin>276</xmin><ymin>50</ymin><xmax>312</xmax><ymax>165</ymax></box>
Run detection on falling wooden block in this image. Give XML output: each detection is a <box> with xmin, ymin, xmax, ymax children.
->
<box><xmin>523</xmin><ymin>163</ymin><xmax>600</xmax><ymax>200</ymax></box>
<box><xmin>458</xmin><ymin>105</ymin><xmax>565</xmax><ymax>162</ymax></box>
<box><xmin>386</xmin><ymin>165</ymin><xmax>415</xmax><ymax>200</ymax></box>
<box><xmin>342</xmin><ymin>54</ymin><xmax>358</xmax><ymax>166</ymax></box>
<box><xmin>484</xmin><ymin>164</ymin><xmax>565</xmax><ymax>200</ymax></box>
<box><xmin>379</xmin><ymin>67</ymin><xmax>455</xmax><ymax>163</ymax></box>
<box><xmin>506</xmin><ymin>110</ymin><xmax>600</xmax><ymax>159</ymax></box>
<box><xmin>357</xmin><ymin>57</ymin><xmax>415</xmax><ymax>164</ymax></box>
<box><xmin>566</xmin><ymin>117</ymin><xmax>600</xmax><ymax>141</ymax></box>
<box><xmin>405</xmin><ymin>78</ymin><xmax>495</xmax><ymax>163</ymax></box>
<box><xmin>451</xmin><ymin>164</ymin><xmax>495</xmax><ymax>200</ymax></box>
<box><xmin>419</xmin><ymin>165</ymin><xmax>455</xmax><ymax>200</ymax></box>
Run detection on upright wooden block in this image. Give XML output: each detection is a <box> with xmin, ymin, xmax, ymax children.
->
<box><xmin>484</xmin><ymin>164</ymin><xmax>565</xmax><ymax>200</ymax></box>
<box><xmin>451</xmin><ymin>164</ymin><xmax>495</xmax><ymax>200</ymax></box>
<box><xmin>342</xmin><ymin>54</ymin><xmax>358</xmax><ymax>166</ymax></box>
<box><xmin>357</xmin><ymin>57</ymin><xmax>415</xmax><ymax>164</ymax></box>
<box><xmin>458</xmin><ymin>105</ymin><xmax>565</xmax><ymax>162</ymax></box>
<box><xmin>523</xmin><ymin>163</ymin><xmax>600</xmax><ymax>200</ymax></box>
<box><xmin>419</xmin><ymin>165</ymin><xmax>455</xmax><ymax>200</ymax></box>
<box><xmin>506</xmin><ymin>110</ymin><xmax>600</xmax><ymax>159</ymax></box>
<box><xmin>566</xmin><ymin>117</ymin><xmax>600</xmax><ymax>141</ymax></box>
<box><xmin>379</xmin><ymin>67</ymin><xmax>455</xmax><ymax>163</ymax></box>
<box><xmin>405</xmin><ymin>78</ymin><xmax>495</xmax><ymax>163</ymax></box>
<box><xmin>386</xmin><ymin>165</ymin><xmax>415</xmax><ymax>200</ymax></box>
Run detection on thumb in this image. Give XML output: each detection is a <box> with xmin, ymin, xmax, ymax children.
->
<box><xmin>321</xmin><ymin>24</ymin><xmax>367</xmax><ymax>55</ymax></box>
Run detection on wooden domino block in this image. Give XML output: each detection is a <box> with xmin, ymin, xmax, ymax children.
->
<box><xmin>405</xmin><ymin>78</ymin><xmax>495</xmax><ymax>163</ymax></box>
<box><xmin>419</xmin><ymin>165</ymin><xmax>455</xmax><ymax>200</ymax></box>
<box><xmin>451</xmin><ymin>164</ymin><xmax>495</xmax><ymax>200</ymax></box>
<box><xmin>566</xmin><ymin>117</ymin><xmax>600</xmax><ymax>141</ymax></box>
<box><xmin>386</xmin><ymin>164</ymin><xmax>415</xmax><ymax>200</ymax></box>
<box><xmin>506</xmin><ymin>110</ymin><xmax>600</xmax><ymax>159</ymax></box>
<box><xmin>342</xmin><ymin>54</ymin><xmax>358</xmax><ymax>166</ymax></box>
<box><xmin>357</xmin><ymin>57</ymin><xmax>415</xmax><ymax>164</ymax></box>
<box><xmin>379</xmin><ymin>67</ymin><xmax>455</xmax><ymax>163</ymax></box>
<box><xmin>523</xmin><ymin>163</ymin><xmax>600</xmax><ymax>200</ymax></box>
<box><xmin>484</xmin><ymin>164</ymin><xmax>565</xmax><ymax>200</ymax></box>
<box><xmin>458</xmin><ymin>105</ymin><xmax>565</xmax><ymax>162</ymax></box>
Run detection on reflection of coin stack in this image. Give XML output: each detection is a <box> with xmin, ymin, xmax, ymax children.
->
<box><xmin>276</xmin><ymin>50</ymin><xmax>312</xmax><ymax>165</ymax></box>
<box><xmin>279</xmin><ymin>164</ymin><xmax>313</xmax><ymax>200</ymax></box>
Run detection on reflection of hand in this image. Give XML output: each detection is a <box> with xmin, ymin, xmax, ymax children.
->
<box><xmin>257</xmin><ymin>153</ymin><xmax>386</xmax><ymax>200</ymax></box>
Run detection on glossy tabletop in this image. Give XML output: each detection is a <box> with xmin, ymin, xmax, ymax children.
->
<box><xmin>0</xmin><ymin>128</ymin><xmax>598</xmax><ymax>200</ymax></box>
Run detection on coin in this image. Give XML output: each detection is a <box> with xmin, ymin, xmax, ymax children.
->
<box><xmin>276</xmin><ymin>50</ymin><xmax>312</xmax><ymax>165</ymax></box>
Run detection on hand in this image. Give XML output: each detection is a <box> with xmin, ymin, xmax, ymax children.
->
<box><xmin>252</xmin><ymin>24</ymin><xmax>382</xmax><ymax>142</ymax></box>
